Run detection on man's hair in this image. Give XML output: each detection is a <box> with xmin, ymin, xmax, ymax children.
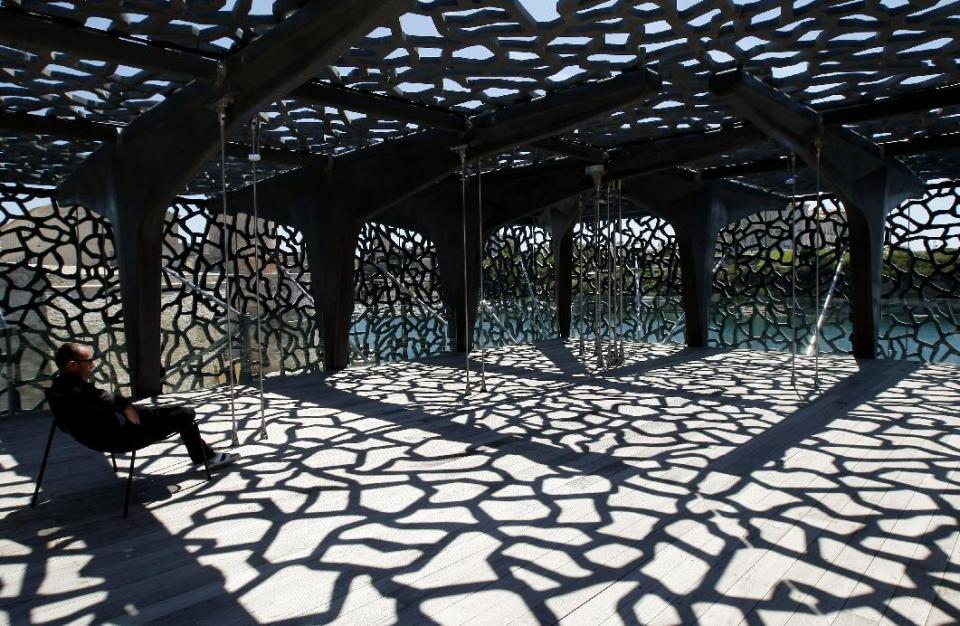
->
<box><xmin>55</xmin><ymin>343</ymin><xmax>90</xmax><ymax>369</ymax></box>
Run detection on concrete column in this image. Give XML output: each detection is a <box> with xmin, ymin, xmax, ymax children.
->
<box><xmin>673</xmin><ymin>200</ymin><xmax>723</xmax><ymax>348</ymax></box>
<box><xmin>845</xmin><ymin>207</ymin><xmax>885</xmax><ymax>358</ymax></box>
<box><xmin>114</xmin><ymin>207</ymin><xmax>165</xmax><ymax>397</ymax></box>
<box><xmin>818</xmin><ymin>154</ymin><xmax>917</xmax><ymax>359</ymax></box>
<box><xmin>547</xmin><ymin>199</ymin><xmax>580</xmax><ymax>339</ymax></box>
<box><xmin>63</xmin><ymin>171</ymin><xmax>166</xmax><ymax>398</ymax></box>
<box><xmin>303</xmin><ymin>217</ymin><xmax>361</xmax><ymax>371</ymax></box>
<box><xmin>425</xmin><ymin>209</ymin><xmax>481</xmax><ymax>353</ymax></box>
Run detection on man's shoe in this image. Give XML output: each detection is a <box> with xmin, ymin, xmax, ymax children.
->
<box><xmin>204</xmin><ymin>451</ymin><xmax>238</xmax><ymax>471</ymax></box>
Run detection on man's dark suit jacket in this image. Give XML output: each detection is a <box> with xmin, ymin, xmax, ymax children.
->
<box><xmin>48</xmin><ymin>373</ymin><xmax>133</xmax><ymax>450</ymax></box>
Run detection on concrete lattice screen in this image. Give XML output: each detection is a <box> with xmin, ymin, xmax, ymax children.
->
<box><xmin>0</xmin><ymin>183</ymin><xmax>127</xmax><ymax>411</ymax></box>
<box><xmin>482</xmin><ymin>223</ymin><xmax>557</xmax><ymax>347</ymax></box>
<box><xmin>4</xmin><ymin>1</ymin><xmax>958</xmax><ymax>195</ymax></box>
<box><xmin>573</xmin><ymin>214</ymin><xmax>684</xmax><ymax>345</ymax></box>
<box><xmin>351</xmin><ymin>221</ymin><xmax>449</xmax><ymax>363</ymax></box>
<box><xmin>711</xmin><ymin>183</ymin><xmax>960</xmax><ymax>361</ymax></box>
<box><xmin>160</xmin><ymin>199</ymin><xmax>322</xmax><ymax>393</ymax></box>
<box><xmin>2</xmin><ymin>182</ymin><xmax>960</xmax><ymax>411</ymax></box>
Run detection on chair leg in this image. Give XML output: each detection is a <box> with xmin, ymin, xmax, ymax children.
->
<box><xmin>110</xmin><ymin>453</ymin><xmax>117</xmax><ymax>472</ymax></box>
<box><xmin>123</xmin><ymin>449</ymin><xmax>136</xmax><ymax>518</ymax></box>
<box><xmin>31</xmin><ymin>418</ymin><xmax>57</xmax><ymax>508</ymax></box>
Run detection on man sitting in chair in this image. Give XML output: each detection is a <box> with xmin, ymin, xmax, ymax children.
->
<box><xmin>50</xmin><ymin>342</ymin><xmax>236</xmax><ymax>470</ymax></box>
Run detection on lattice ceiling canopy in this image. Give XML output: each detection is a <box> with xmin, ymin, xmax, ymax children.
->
<box><xmin>0</xmin><ymin>0</ymin><xmax>958</xmax><ymax>194</ymax></box>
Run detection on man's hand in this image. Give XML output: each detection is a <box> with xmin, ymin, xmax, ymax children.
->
<box><xmin>123</xmin><ymin>406</ymin><xmax>141</xmax><ymax>425</ymax></box>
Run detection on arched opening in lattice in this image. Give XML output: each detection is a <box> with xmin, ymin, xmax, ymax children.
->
<box><xmin>481</xmin><ymin>221</ymin><xmax>556</xmax><ymax>347</ymax></box>
<box><xmin>711</xmin><ymin>198</ymin><xmax>850</xmax><ymax>353</ymax></box>
<box><xmin>881</xmin><ymin>182</ymin><xmax>960</xmax><ymax>362</ymax></box>
<box><xmin>160</xmin><ymin>200</ymin><xmax>322</xmax><ymax>392</ymax></box>
<box><xmin>351</xmin><ymin>221</ymin><xmax>448</xmax><ymax>364</ymax></box>
<box><xmin>0</xmin><ymin>183</ymin><xmax>124</xmax><ymax>412</ymax></box>
<box><xmin>572</xmin><ymin>213</ymin><xmax>683</xmax><ymax>344</ymax></box>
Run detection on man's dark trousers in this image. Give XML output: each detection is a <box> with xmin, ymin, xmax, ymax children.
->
<box><xmin>131</xmin><ymin>406</ymin><xmax>213</xmax><ymax>463</ymax></box>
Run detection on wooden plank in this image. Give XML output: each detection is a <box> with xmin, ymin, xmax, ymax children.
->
<box><xmin>1</xmin><ymin>342</ymin><xmax>958</xmax><ymax>625</ymax></box>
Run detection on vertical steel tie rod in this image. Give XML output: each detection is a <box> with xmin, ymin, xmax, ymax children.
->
<box><xmin>249</xmin><ymin>116</ymin><xmax>267</xmax><ymax>441</ymax></box>
<box><xmin>457</xmin><ymin>146</ymin><xmax>471</xmax><ymax>396</ymax></box>
<box><xmin>217</xmin><ymin>103</ymin><xmax>239</xmax><ymax>448</ymax></box>
<box><xmin>477</xmin><ymin>159</ymin><xmax>486</xmax><ymax>393</ymax></box>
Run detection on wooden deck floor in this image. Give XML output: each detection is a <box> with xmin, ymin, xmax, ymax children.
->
<box><xmin>1</xmin><ymin>340</ymin><xmax>959</xmax><ymax>625</ymax></box>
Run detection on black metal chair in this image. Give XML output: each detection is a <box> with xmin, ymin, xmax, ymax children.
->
<box><xmin>32</xmin><ymin>389</ymin><xmax>211</xmax><ymax>518</ymax></box>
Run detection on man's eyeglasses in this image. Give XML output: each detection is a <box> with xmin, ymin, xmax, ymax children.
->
<box><xmin>71</xmin><ymin>358</ymin><xmax>95</xmax><ymax>364</ymax></box>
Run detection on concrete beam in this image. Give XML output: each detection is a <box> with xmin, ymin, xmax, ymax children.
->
<box><xmin>821</xmin><ymin>82</ymin><xmax>960</xmax><ymax>126</ymax></box>
<box><xmin>0</xmin><ymin>111</ymin><xmax>119</xmax><ymax>143</ymax></box>
<box><xmin>700</xmin><ymin>132</ymin><xmax>960</xmax><ymax>180</ymax></box>
<box><xmin>0</xmin><ymin>6</ymin><xmax>466</xmax><ymax>133</ymax></box>
<box><xmin>290</xmin><ymin>82</ymin><xmax>464</xmax><ymax>132</ymax></box>
<box><xmin>0</xmin><ymin>112</ymin><xmax>329</xmax><ymax>171</ymax></box>
<box><xmin>382</xmin><ymin>123</ymin><xmax>770</xmax><ymax>237</ymax></box>
<box><xmin>0</xmin><ymin>7</ymin><xmax>218</xmax><ymax>81</ymax></box>
<box><xmin>464</xmin><ymin>69</ymin><xmax>659</xmax><ymax>161</ymax></box>
<box><xmin>607</xmin><ymin>125</ymin><xmax>764</xmax><ymax>179</ymax></box>
<box><xmin>229</xmin><ymin>69</ymin><xmax>660</xmax><ymax>367</ymax></box>
<box><xmin>527</xmin><ymin>137</ymin><xmax>606</xmax><ymax>163</ymax></box>
<box><xmin>0</xmin><ymin>111</ymin><xmax>332</xmax><ymax>171</ymax></box>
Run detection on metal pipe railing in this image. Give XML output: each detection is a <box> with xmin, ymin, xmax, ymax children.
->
<box><xmin>805</xmin><ymin>246</ymin><xmax>848</xmax><ymax>356</ymax></box>
<box><xmin>375</xmin><ymin>263</ymin><xmax>446</xmax><ymax>325</ymax></box>
<box><xmin>482</xmin><ymin>299</ymin><xmax>520</xmax><ymax>345</ymax></box>
<box><xmin>276</xmin><ymin>265</ymin><xmax>314</xmax><ymax>305</ymax></box>
<box><xmin>162</xmin><ymin>267</ymin><xmax>243</xmax><ymax>316</ymax></box>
